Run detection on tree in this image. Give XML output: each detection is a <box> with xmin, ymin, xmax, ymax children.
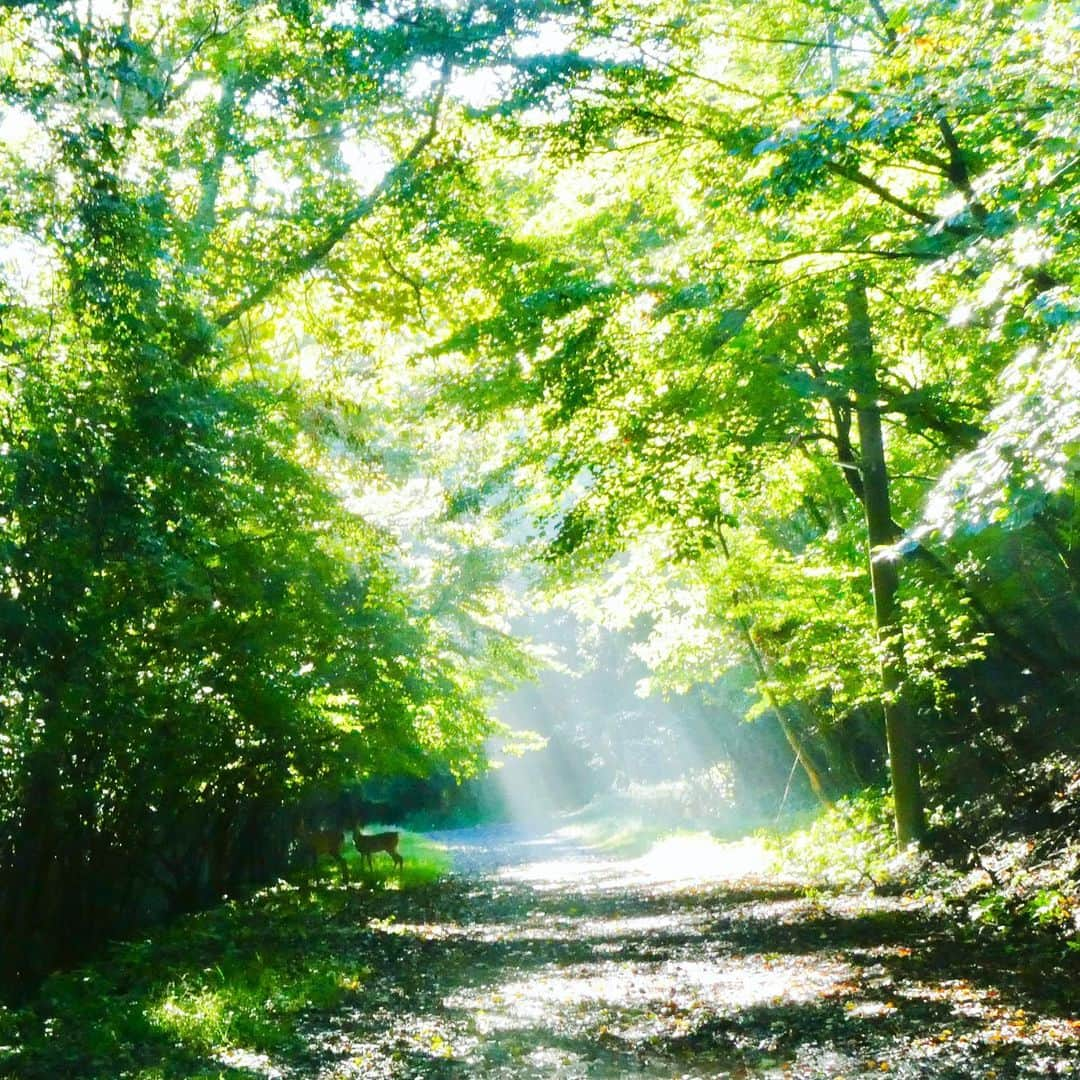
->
<box><xmin>0</xmin><ymin>0</ymin><xmax>569</xmax><ymax>994</ymax></box>
<box><xmin>389</xmin><ymin>0</ymin><xmax>1079</xmax><ymax>845</ymax></box>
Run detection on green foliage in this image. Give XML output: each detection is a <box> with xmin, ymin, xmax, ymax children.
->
<box><xmin>765</xmin><ymin>790</ymin><xmax>900</xmax><ymax>890</ymax></box>
<box><xmin>0</xmin><ymin>827</ymin><xmax>455</xmax><ymax>1076</ymax></box>
<box><xmin>923</xmin><ymin>751</ymin><xmax>1080</xmax><ymax>953</ymax></box>
<box><xmin>389</xmin><ymin>0</ymin><xmax>1079</xmax><ymax>846</ymax></box>
<box><xmin>942</xmin><ymin>853</ymin><xmax>1080</xmax><ymax>950</ymax></box>
<box><xmin>0</xmin><ymin>0</ymin><xmax>558</xmax><ymax>996</ymax></box>
<box><xmin>904</xmin><ymin>333</ymin><xmax>1080</xmax><ymax>546</ymax></box>
<box><xmin>0</xmin><ymin>880</ymin><xmax>387</xmax><ymax>1077</ymax></box>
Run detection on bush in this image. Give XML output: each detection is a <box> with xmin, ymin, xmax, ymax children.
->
<box><xmin>765</xmin><ymin>789</ymin><xmax>901</xmax><ymax>890</ymax></box>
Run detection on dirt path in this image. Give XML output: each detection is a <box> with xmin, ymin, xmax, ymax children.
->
<box><xmin>251</xmin><ymin>824</ymin><xmax>1079</xmax><ymax>1078</ymax></box>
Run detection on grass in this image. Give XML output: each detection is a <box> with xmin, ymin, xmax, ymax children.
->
<box><xmin>0</xmin><ymin>829</ymin><xmax>450</xmax><ymax>1079</ymax></box>
<box><xmin>339</xmin><ymin>824</ymin><xmax>450</xmax><ymax>887</ymax></box>
<box><xmin>1</xmin><ymin>891</ymin><xmax>370</xmax><ymax>1077</ymax></box>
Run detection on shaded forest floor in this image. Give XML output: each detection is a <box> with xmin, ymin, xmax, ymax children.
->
<box><xmin>5</xmin><ymin>824</ymin><xmax>1080</xmax><ymax>1078</ymax></box>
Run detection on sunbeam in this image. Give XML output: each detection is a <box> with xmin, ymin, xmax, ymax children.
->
<box><xmin>480</xmin><ymin>610</ymin><xmax>806</xmax><ymax>846</ymax></box>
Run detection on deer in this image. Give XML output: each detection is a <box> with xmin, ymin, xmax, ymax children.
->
<box><xmin>296</xmin><ymin>821</ymin><xmax>349</xmax><ymax>882</ymax></box>
<box><xmin>352</xmin><ymin>827</ymin><xmax>403</xmax><ymax>871</ymax></box>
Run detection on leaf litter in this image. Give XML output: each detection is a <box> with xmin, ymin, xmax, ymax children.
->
<box><xmin>263</xmin><ymin>824</ymin><xmax>1079</xmax><ymax>1078</ymax></box>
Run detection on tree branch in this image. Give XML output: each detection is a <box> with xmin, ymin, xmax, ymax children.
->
<box><xmin>867</xmin><ymin>0</ymin><xmax>898</xmax><ymax>48</ymax></box>
<box><xmin>214</xmin><ymin>63</ymin><xmax>451</xmax><ymax>330</ymax></box>
<box><xmin>936</xmin><ymin>114</ymin><xmax>988</xmax><ymax>223</ymax></box>
<box><xmin>826</xmin><ymin>162</ymin><xmax>941</xmax><ymax>227</ymax></box>
<box><xmin>829</xmin><ymin>399</ymin><xmax>866</xmax><ymax>504</ymax></box>
<box><xmin>726</xmin><ymin>30</ymin><xmax>881</xmax><ymax>54</ymax></box>
<box><xmin>185</xmin><ymin>72</ymin><xmax>238</xmax><ymax>269</ymax></box>
<box><xmin>749</xmin><ymin>246</ymin><xmax>939</xmax><ymax>265</ymax></box>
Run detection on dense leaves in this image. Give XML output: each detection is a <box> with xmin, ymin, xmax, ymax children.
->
<box><xmin>0</xmin><ymin>0</ymin><xmax>561</xmax><ymax>995</ymax></box>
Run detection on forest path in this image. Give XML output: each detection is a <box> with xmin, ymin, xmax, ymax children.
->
<box><xmin>257</xmin><ymin>823</ymin><xmax>1079</xmax><ymax>1079</ymax></box>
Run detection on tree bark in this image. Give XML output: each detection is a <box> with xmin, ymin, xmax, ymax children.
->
<box><xmin>845</xmin><ymin>274</ymin><xmax>924</xmax><ymax>846</ymax></box>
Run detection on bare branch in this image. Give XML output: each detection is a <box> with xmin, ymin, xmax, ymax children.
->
<box><xmin>826</xmin><ymin>162</ymin><xmax>943</xmax><ymax>227</ymax></box>
<box><xmin>936</xmin><ymin>114</ymin><xmax>988</xmax><ymax>223</ymax></box>
<box><xmin>726</xmin><ymin>30</ymin><xmax>882</xmax><ymax>54</ymax></box>
<box><xmin>867</xmin><ymin>0</ymin><xmax>898</xmax><ymax>48</ymax></box>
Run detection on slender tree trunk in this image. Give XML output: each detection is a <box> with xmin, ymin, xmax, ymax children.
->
<box><xmin>845</xmin><ymin>274</ymin><xmax>924</xmax><ymax>846</ymax></box>
<box><xmin>1</xmin><ymin>748</ymin><xmax>62</xmax><ymax>996</ymax></box>
<box><xmin>826</xmin><ymin>23</ymin><xmax>840</xmax><ymax>89</ymax></box>
<box><xmin>754</xmin><ymin>659</ymin><xmax>834</xmax><ymax>808</ymax></box>
<box><xmin>716</xmin><ymin>528</ymin><xmax>834</xmax><ymax>805</ymax></box>
<box><xmin>826</xmin><ymin>397</ymin><xmax>1047</xmax><ymax>673</ymax></box>
<box><xmin>186</xmin><ymin>73</ymin><xmax>237</xmax><ymax>268</ymax></box>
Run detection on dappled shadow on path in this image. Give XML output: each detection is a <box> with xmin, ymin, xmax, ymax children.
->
<box><xmin>238</xmin><ymin>826</ymin><xmax>1078</xmax><ymax>1079</ymax></box>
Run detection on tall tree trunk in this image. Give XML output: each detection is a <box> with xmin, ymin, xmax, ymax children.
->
<box><xmin>845</xmin><ymin>274</ymin><xmax>924</xmax><ymax>846</ymax></box>
<box><xmin>1</xmin><ymin>748</ymin><xmax>62</xmax><ymax>997</ymax></box>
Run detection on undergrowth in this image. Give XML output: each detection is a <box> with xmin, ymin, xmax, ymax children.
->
<box><xmin>765</xmin><ymin>779</ymin><xmax>1080</xmax><ymax>961</ymax></box>
<box><xmin>923</xmin><ymin>752</ymin><xmax>1080</xmax><ymax>954</ymax></box>
<box><xmin>764</xmin><ymin>788</ymin><xmax>902</xmax><ymax>891</ymax></box>
<box><xmin>561</xmin><ymin>765</ymin><xmax>747</xmax><ymax>856</ymax></box>
<box><xmin>0</xmin><ymin>831</ymin><xmax>448</xmax><ymax>1079</ymax></box>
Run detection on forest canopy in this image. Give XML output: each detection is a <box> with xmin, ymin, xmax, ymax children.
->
<box><xmin>1</xmin><ymin>0</ymin><xmax>1077</xmax><ymax>997</ymax></box>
